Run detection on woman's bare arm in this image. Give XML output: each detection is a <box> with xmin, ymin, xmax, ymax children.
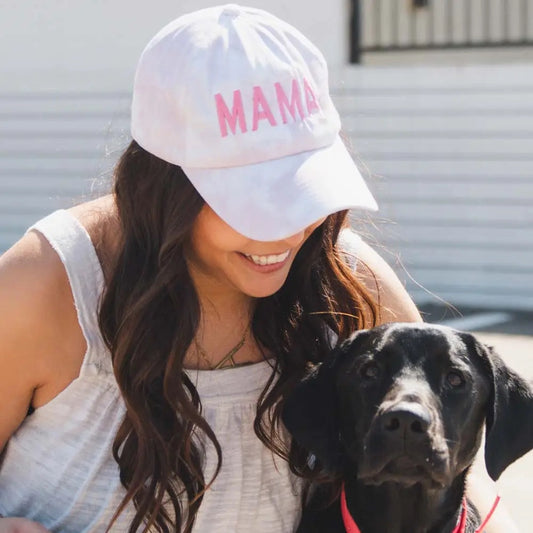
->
<box><xmin>0</xmin><ymin>517</ymin><xmax>51</xmax><ymax>532</ymax></box>
<box><xmin>354</xmin><ymin>238</ymin><xmax>422</xmax><ymax>324</ymax></box>
<box><xmin>0</xmin><ymin>233</ymin><xmax>55</xmax><ymax>452</ymax></box>
<box><xmin>0</xmin><ymin>233</ymin><xmax>67</xmax><ymax>532</ymax></box>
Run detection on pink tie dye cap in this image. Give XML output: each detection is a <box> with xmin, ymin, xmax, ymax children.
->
<box><xmin>131</xmin><ymin>4</ymin><xmax>377</xmax><ymax>241</ymax></box>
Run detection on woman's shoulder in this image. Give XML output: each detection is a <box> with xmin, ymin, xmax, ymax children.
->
<box><xmin>67</xmin><ymin>193</ymin><xmax>117</xmax><ymax>230</ymax></box>
<box><xmin>0</xmin><ymin>195</ymin><xmax>117</xmax><ymax>412</ymax></box>
<box><xmin>0</xmin><ymin>219</ymin><xmax>72</xmax><ymax>319</ymax></box>
<box><xmin>0</xmin><ymin>219</ymin><xmax>84</xmax><ymax>442</ymax></box>
<box><xmin>337</xmin><ymin>227</ymin><xmax>363</xmax><ymax>266</ymax></box>
<box><xmin>0</xmin><ymin>194</ymin><xmax>117</xmax><ymax>304</ymax></box>
<box><xmin>67</xmin><ymin>194</ymin><xmax>120</xmax><ymax>282</ymax></box>
<box><xmin>359</xmin><ymin>249</ymin><xmax>422</xmax><ymax>325</ymax></box>
<box><xmin>337</xmin><ymin>228</ymin><xmax>422</xmax><ymax>325</ymax></box>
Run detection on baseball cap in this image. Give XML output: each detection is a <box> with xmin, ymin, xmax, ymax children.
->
<box><xmin>131</xmin><ymin>4</ymin><xmax>377</xmax><ymax>241</ymax></box>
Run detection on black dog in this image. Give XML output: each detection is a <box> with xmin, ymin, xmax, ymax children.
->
<box><xmin>282</xmin><ymin>323</ymin><xmax>533</xmax><ymax>533</ymax></box>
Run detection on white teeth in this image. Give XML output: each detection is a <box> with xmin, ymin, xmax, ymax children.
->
<box><xmin>245</xmin><ymin>250</ymin><xmax>290</xmax><ymax>266</ymax></box>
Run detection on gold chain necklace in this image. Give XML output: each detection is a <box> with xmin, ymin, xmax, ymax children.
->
<box><xmin>194</xmin><ymin>325</ymin><xmax>249</xmax><ymax>370</ymax></box>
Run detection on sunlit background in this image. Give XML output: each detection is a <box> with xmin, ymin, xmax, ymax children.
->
<box><xmin>1</xmin><ymin>0</ymin><xmax>532</xmax><ymax>528</ymax></box>
<box><xmin>2</xmin><ymin>0</ymin><xmax>532</xmax><ymax>315</ymax></box>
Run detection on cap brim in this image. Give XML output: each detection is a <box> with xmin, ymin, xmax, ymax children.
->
<box><xmin>182</xmin><ymin>136</ymin><xmax>378</xmax><ymax>241</ymax></box>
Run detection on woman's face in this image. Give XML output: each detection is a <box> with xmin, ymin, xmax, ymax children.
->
<box><xmin>187</xmin><ymin>204</ymin><xmax>326</xmax><ymax>299</ymax></box>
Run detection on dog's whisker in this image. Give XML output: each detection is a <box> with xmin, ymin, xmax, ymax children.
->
<box><xmin>443</xmin><ymin>438</ymin><xmax>460</xmax><ymax>445</ymax></box>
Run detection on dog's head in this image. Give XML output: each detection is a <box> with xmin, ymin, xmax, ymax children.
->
<box><xmin>282</xmin><ymin>323</ymin><xmax>533</xmax><ymax>488</ymax></box>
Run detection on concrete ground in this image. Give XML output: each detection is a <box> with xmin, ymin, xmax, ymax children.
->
<box><xmin>421</xmin><ymin>305</ymin><xmax>533</xmax><ymax>531</ymax></box>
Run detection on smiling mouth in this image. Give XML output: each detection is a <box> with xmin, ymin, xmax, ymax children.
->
<box><xmin>243</xmin><ymin>250</ymin><xmax>290</xmax><ymax>266</ymax></box>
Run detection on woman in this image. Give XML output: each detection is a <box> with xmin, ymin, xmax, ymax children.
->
<box><xmin>0</xmin><ymin>5</ymin><xmax>516</xmax><ymax>533</ymax></box>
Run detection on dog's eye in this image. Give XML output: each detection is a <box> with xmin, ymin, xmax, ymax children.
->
<box><xmin>446</xmin><ymin>370</ymin><xmax>465</xmax><ymax>388</ymax></box>
<box><xmin>359</xmin><ymin>361</ymin><xmax>380</xmax><ymax>380</ymax></box>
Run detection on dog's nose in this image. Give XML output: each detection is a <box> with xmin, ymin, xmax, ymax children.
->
<box><xmin>380</xmin><ymin>403</ymin><xmax>431</xmax><ymax>441</ymax></box>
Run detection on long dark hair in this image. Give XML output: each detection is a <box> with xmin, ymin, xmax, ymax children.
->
<box><xmin>98</xmin><ymin>140</ymin><xmax>379</xmax><ymax>532</ymax></box>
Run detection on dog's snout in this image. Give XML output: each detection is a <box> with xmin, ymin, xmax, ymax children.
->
<box><xmin>380</xmin><ymin>403</ymin><xmax>431</xmax><ymax>440</ymax></box>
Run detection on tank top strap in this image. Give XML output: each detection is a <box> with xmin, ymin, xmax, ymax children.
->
<box><xmin>25</xmin><ymin>208</ymin><xmax>112</xmax><ymax>376</ymax></box>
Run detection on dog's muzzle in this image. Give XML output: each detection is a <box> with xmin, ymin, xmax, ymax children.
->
<box><xmin>357</xmin><ymin>399</ymin><xmax>450</xmax><ymax>488</ymax></box>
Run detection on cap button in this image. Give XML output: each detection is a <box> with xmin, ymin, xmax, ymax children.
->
<box><xmin>221</xmin><ymin>4</ymin><xmax>243</xmax><ymax>18</ymax></box>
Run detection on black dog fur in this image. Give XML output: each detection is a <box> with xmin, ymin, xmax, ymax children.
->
<box><xmin>282</xmin><ymin>323</ymin><xmax>533</xmax><ymax>533</ymax></box>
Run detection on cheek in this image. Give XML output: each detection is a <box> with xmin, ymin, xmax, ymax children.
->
<box><xmin>442</xmin><ymin>395</ymin><xmax>486</xmax><ymax>466</ymax></box>
<box><xmin>191</xmin><ymin>235</ymin><xmax>242</xmax><ymax>279</ymax></box>
<box><xmin>201</xmin><ymin>230</ymin><xmax>242</xmax><ymax>257</ymax></box>
<box><xmin>338</xmin><ymin>386</ymin><xmax>372</xmax><ymax>443</ymax></box>
<box><xmin>190</xmin><ymin>212</ymin><xmax>248</xmax><ymax>264</ymax></box>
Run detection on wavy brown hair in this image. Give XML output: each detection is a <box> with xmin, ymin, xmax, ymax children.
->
<box><xmin>98</xmin><ymin>140</ymin><xmax>379</xmax><ymax>532</ymax></box>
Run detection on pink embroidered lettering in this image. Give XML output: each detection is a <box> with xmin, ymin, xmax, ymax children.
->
<box><xmin>214</xmin><ymin>79</ymin><xmax>321</xmax><ymax>137</ymax></box>
<box><xmin>303</xmin><ymin>78</ymin><xmax>320</xmax><ymax>115</ymax></box>
<box><xmin>252</xmin><ymin>86</ymin><xmax>277</xmax><ymax>131</ymax></box>
<box><xmin>215</xmin><ymin>90</ymin><xmax>247</xmax><ymax>137</ymax></box>
<box><xmin>275</xmin><ymin>79</ymin><xmax>304</xmax><ymax>124</ymax></box>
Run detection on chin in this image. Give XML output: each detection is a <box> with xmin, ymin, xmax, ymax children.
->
<box><xmin>243</xmin><ymin>283</ymin><xmax>285</xmax><ymax>299</ymax></box>
<box><xmin>239</xmin><ymin>275</ymin><xmax>288</xmax><ymax>298</ymax></box>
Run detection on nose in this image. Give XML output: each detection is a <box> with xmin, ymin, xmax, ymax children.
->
<box><xmin>379</xmin><ymin>402</ymin><xmax>431</xmax><ymax>442</ymax></box>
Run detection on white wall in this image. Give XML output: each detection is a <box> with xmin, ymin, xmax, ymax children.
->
<box><xmin>0</xmin><ymin>0</ymin><xmax>350</xmax><ymax>92</ymax></box>
<box><xmin>0</xmin><ymin>0</ymin><xmax>351</xmax><ymax>251</ymax></box>
<box><xmin>337</xmin><ymin>63</ymin><xmax>533</xmax><ymax>310</ymax></box>
<box><xmin>1</xmin><ymin>1</ymin><xmax>532</xmax><ymax>311</ymax></box>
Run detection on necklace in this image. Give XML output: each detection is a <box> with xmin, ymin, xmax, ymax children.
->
<box><xmin>194</xmin><ymin>325</ymin><xmax>249</xmax><ymax>370</ymax></box>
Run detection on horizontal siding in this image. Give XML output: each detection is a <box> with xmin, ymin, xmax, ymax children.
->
<box><xmin>364</xmin><ymin>224</ymin><xmax>531</xmax><ymax>248</ymax></box>
<box><xmin>377</xmin><ymin>180</ymin><xmax>533</xmax><ymax>200</ymax></box>
<box><xmin>350</xmin><ymin>137</ymin><xmax>533</xmax><ymax>157</ymax></box>
<box><xmin>0</xmin><ymin>92</ymin><xmax>129</xmax><ymax>252</ymax></box>
<box><xmin>410</xmin><ymin>289</ymin><xmax>533</xmax><ymax>311</ymax></box>
<box><xmin>338</xmin><ymin>64</ymin><xmax>533</xmax><ymax>310</ymax></box>
<box><xmin>375</xmin><ymin>201</ymin><xmax>532</xmax><ymax>225</ymax></box>
<box><xmin>364</xmin><ymin>158</ymin><xmax>532</xmax><ymax>177</ymax></box>
<box><xmin>1</xmin><ymin>63</ymin><xmax>532</xmax><ymax>311</ymax></box>
<box><xmin>342</xmin><ymin>113</ymin><xmax>533</xmax><ymax>134</ymax></box>
<box><xmin>336</xmin><ymin>95</ymin><xmax>533</xmax><ymax>115</ymax></box>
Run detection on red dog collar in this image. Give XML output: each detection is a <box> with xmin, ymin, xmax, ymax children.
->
<box><xmin>340</xmin><ymin>483</ymin><xmax>361</xmax><ymax>533</ymax></box>
<box><xmin>451</xmin><ymin>495</ymin><xmax>501</xmax><ymax>533</ymax></box>
<box><xmin>340</xmin><ymin>483</ymin><xmax>500</xmax><ymax>533</ymax></box>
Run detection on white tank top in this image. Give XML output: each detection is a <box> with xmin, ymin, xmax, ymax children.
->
<box><xmin>0</xmin><ymin>209</ymin><xmax>361</xmax><ymax>532</ymax></box>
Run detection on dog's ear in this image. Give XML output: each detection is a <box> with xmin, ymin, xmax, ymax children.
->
<box><xmin>465</xmin><ymin>334</ymin><xmax>533</xmax><ymax>480</ymax></box>
<box><xmin>281</xmin><ymin>348</ymin><xmax>345</xmax><ymax>474</ymax></box>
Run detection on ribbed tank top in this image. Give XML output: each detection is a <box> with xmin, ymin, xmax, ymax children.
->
<box><xmin>0</xmin><ymin>209</ymin><xmax>361</xmax><ymax>532</ymax></box>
